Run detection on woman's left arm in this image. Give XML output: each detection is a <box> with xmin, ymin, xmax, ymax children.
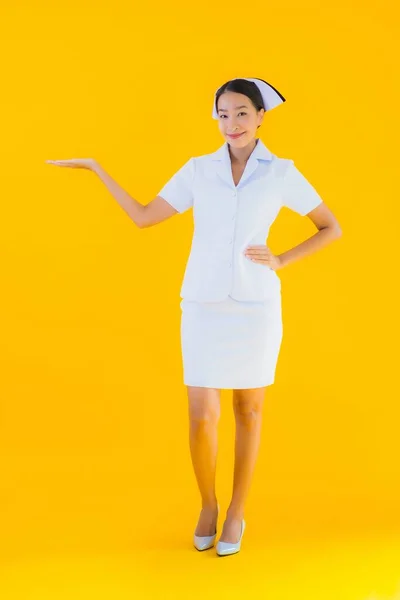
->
<box><xmin>277</xmin><ymin>203</ymin><xmax>342</xmax><ymax>269</ymax></box>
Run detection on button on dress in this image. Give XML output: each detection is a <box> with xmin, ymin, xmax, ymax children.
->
<box><xmin>157</xmin><ymin>138</ymin><xmax>323</xmax><ymax>389</ymax></box>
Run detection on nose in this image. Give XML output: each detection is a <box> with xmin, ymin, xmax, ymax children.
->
<box><xmin>223</xmin><ymin>118</ymin><xmax>239</xmax><ymax>130</ymax></box>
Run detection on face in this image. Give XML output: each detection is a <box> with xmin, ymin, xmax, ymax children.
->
<box><xmin>217</xmin><ymin>91</ymin><xmax>265</xmax><ymax>145</ymax></box>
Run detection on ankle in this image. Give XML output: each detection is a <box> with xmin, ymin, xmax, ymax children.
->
<box><xmin>201</xmin><ymin>499</ymin><xmax>218</xmax><ymax>511</ymax></box>
<box><xmin>226</xmin><ymin>506</ymin><xmax>244</xmax><ymax>520</ymax></box>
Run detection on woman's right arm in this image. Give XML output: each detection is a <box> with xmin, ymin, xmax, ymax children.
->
<box><xmin>93</xmin><ymin>162</ymin><xmax>179</xmax><ymax>229</ymax></box>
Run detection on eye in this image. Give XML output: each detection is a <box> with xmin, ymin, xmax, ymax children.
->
<box><xmin>219</xmin><ymin>112</ymin><xmax>247</xmax><ymax>119</ymax></box>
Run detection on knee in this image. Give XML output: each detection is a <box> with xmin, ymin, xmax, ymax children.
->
<box><xmin>189</xmin><ymin>405</ymin><xmax>220</xmax><ymax>428</ymax></box>
<box><xmin>233</xmin><ymin>395</ymin><xmax>263</xmax><ymax>426</ymax></box>
<box><xmin>188</xmin><ymin>388</ymin><xmax>220</xmax><ymax>427</ymax></box>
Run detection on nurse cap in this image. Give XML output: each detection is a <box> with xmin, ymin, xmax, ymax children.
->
<box><xmin>212</xmin><ymin>77</ymin><xmax>286</xmax><ymax>120</ymax></box>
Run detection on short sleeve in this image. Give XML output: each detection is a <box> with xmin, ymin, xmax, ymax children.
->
<box><xmin>281</xmin><ymin>160</ymin><xmax>323</xmax><ymax>216</ymax></box>
<box><xmin>157</xmin><ymin>157</ymin><xmax>195</xmax><ymax>214</ymax></box>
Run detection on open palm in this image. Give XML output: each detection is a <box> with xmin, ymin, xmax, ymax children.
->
<box><xmin>45</xmin><ymin>158</ymin><xmax>96</xmax><ymax>170</ymax></box>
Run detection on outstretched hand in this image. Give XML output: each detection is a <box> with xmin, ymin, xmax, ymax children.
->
<box><xmin>45</xmin><ymin>158</ymin><xmax>97</xmax><ymax>170</ymax></box>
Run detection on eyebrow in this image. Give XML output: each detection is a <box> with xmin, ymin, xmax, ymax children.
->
<box><xmin>217</xmin><ymin>105</ymin><xmax>248</xmax><ymax>112</ymax></box>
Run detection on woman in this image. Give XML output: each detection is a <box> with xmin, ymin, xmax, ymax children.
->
<box><xmin>46</xmin><ymin>77</ymin><xmax>342</xmax><ymax>556</ymax></box>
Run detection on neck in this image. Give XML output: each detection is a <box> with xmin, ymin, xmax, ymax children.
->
<box><xmin>228</xmin><ymin>138</ymin><xmax>258</xmax><ymax>165</ymax></box>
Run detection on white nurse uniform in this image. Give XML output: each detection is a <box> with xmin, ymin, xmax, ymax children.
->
<box><xmin>157</xmin><ymin>138</ymin><xmax>323</xmax><ymax>388</ymax></box>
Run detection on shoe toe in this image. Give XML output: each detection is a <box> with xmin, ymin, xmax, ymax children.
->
<box><xmin>194</xmin><ymin>533</ymin><xmax>216</xmax><ymax>551</ymax></box>
<box><xmin>216</xmin><ymin>540</ymin><xmax>240</xmax><ymax>555</ymax></box>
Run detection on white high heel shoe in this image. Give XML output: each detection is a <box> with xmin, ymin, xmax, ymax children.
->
<box><xmin>216</xmin><ymin>519</ymin><xmax>246</xmax><ymax>556</ymax></box>
<box><xmin>193</xmin><ymin>504</ymin><xmax>220</xmax><ymax>551</ymax></box>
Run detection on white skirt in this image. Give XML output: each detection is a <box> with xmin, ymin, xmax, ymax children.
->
<box><xmin>180</xmin><ymin>293</ymin><xmax>283</xmax><ymax>389</ymax></box>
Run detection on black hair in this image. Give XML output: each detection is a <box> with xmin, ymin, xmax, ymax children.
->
<box><xmin>215</xmin><ymin>78</ymin><xmax>285</xmax><ymax>129</ymax></box>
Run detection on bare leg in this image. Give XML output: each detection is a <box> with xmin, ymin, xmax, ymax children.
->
<box><xmin>219</xmin><ymin>387</ymin><xmax>266</xmax><ymax>543</ymax></box>
<box><xmin>187</xmin><ymin>386</ymin><xmax>221</xmax><ymax>536</ymax></box>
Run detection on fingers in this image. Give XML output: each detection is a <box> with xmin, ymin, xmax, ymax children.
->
<box><xmin>244</xmin><ymin>247</ymin><xmax>271</xmax><ymax>257</ymax></box>
<box><xmin>45</xmin><ymin>160</ymin><xmax>82</xmax><ymax>168</ymax></box>
<box><xmin>46</xmin><ymin>160</ymin><xmax>68</xmax><ymax>166</ymax></box>
<box><xmin>45</xmin><ymin>159</ymin><xmax>92</xmax><ymax>169</ymax></box>
<box><xmin>244</xmin><ymin>245</ymin><xmax>273</xmax><ymax>267</ymax></box>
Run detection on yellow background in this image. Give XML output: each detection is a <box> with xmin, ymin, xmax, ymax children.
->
<box><xmin>1</xmin><ymin>0</ymin><xmax>399</xmax><ymax>598</ymax></box>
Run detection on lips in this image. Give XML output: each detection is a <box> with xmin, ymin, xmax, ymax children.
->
<box><xmin>228</xmin><ymin>132</ymin><xmax>244</xmax><ymax>139</ymax></box>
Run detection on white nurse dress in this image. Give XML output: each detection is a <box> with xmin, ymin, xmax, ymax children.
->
<box><xmin>157</xmin><ymin>138</ymin><xmax>323</xmax><ymax>389</ymax></box>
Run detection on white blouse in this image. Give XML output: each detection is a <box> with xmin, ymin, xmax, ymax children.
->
<box><xmin>158</xmin><ymin>138</ymin><xmax>323</xmax><ymax>302</ymax></box>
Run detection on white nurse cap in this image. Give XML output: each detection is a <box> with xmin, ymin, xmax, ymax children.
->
<box><xmin>212</xmin><ymin>77</ymin><xmax>286</xmax><ymax>120</ymax></box>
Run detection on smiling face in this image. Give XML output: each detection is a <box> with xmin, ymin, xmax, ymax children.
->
<box><xmin>217</xmin><ymin>91</ymin><xmax>265</xmax><ymax>145</ymax></box>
